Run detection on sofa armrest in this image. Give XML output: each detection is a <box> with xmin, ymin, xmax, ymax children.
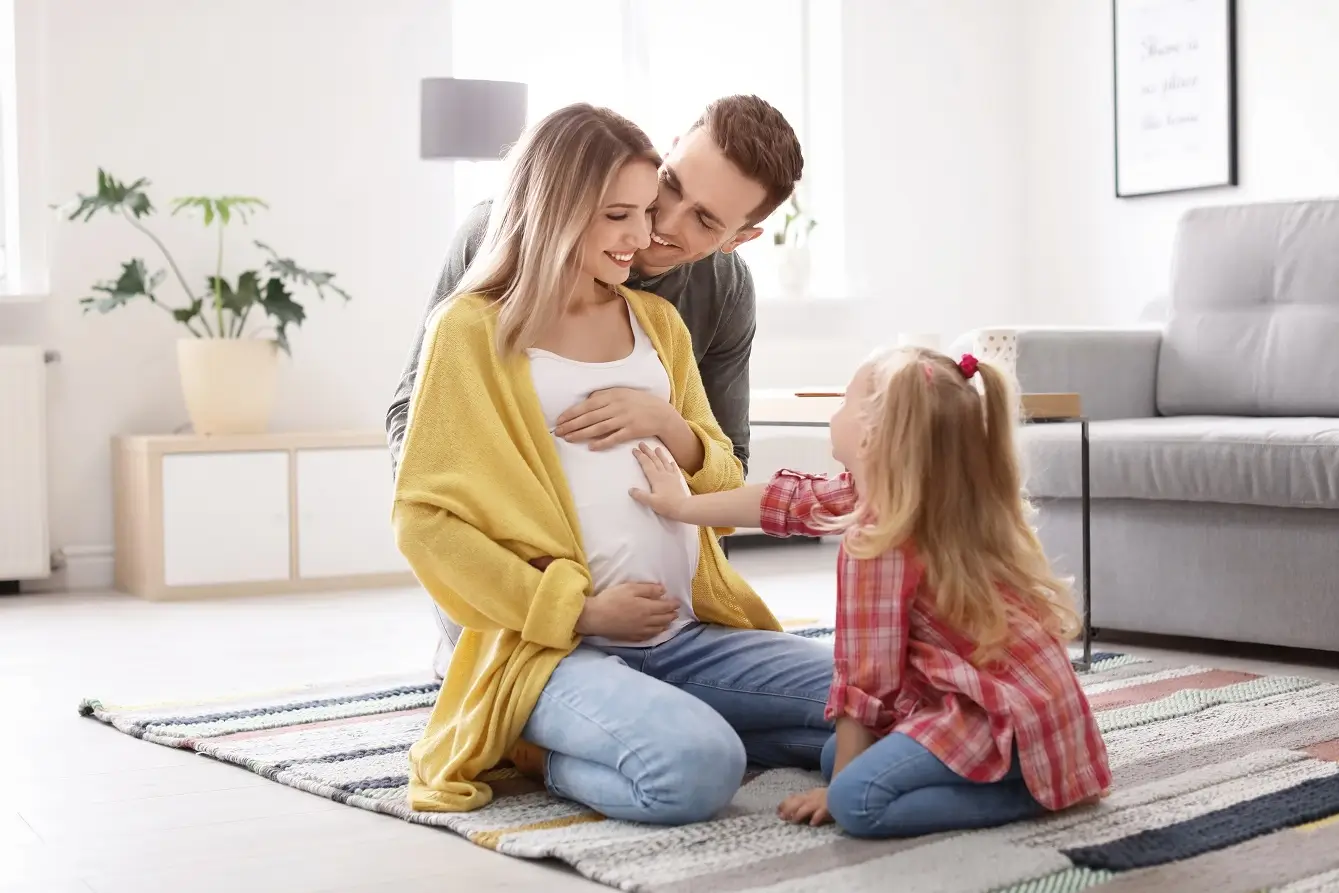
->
<box><xmin>953</xmin><ymin>327</ymin><xmax>1163</xmax><ymax>421</ymax></box>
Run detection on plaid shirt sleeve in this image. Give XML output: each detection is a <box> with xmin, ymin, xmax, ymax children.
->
<box><xmin>759</xmin><ymin>470</ymin><xmax>858</xmax><ymax>538</ymax></box>
<box><xmin>826</xmin><ymin>548</ymin><xmax>913</xmax><ymax>736</ymax></box>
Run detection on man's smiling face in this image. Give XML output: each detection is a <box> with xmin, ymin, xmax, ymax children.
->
<box><xmin>633</xmin><ymin>127</ymin><xmax>767</xmax><ymax>276</ymax></box>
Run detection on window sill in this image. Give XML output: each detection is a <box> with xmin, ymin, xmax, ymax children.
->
<box><xmin>754</xmin><ymin>294</ymin><xmax>856</xmax><ymax>303</ymax></box>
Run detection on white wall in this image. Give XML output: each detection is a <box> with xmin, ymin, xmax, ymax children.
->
<box><xmin>751</xmin><ymin>0</ymin><xmax>1033</xmax><ymax>390</ymax></box>
<box><xmin>3</xmin><ymin>0</ymin><xmax>1039</xmax><ymax>582</ymax></box>
<box><xmin>838</xmin><ymin>0</ymin><xmax>1030</xmax><ymax>339</ymax></box>
<box><xmin>1024</xmin><ymin>0</ymin><xmax>1339</xmax><ymax>324</ymax></box>
<box><xmin>1</xmin><ymin>0</ymin><xmax>456</xmax><ymax>580</ymax></box>
<box><xmin>15</xmin><ymin>0</ymin><xmax>1259</xmax><ymax>581</ymax></box>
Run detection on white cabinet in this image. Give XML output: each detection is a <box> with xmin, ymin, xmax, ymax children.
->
<box><xmin>162</xmin><ymin>451</ymin><xmax>291</xmax><ymax>586</ymax></box>
<box><xmin>113</xmin><ymin>432</ymin><xmax>415</xmax><ymax>600</ymax></box>
<box><xmin>296</xmin><ymin>448</ymin><xmax>407</xmax><ymax>578</ymax></box>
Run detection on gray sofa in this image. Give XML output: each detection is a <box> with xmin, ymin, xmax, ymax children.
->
<box><xmin>1004</xmin><ymin>199</ymin><xmax>1339</xmax><ymax>652</ymax></box>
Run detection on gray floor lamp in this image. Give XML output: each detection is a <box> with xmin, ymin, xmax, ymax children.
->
<box><xmin>420</xmin><ymin>77</ymin><xmax>528</xmax><ymax>161</ymax></box>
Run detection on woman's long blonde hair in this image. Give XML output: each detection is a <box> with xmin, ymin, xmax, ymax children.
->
<box><xmin>449</xmin><ymin>103</ymin><xmax>662</xmax><ymax>354</ymax></box>
<box><xmin>829</xmin><ymin>348</ymin><xmax>1079</xmax><ymax>661</ymax></box>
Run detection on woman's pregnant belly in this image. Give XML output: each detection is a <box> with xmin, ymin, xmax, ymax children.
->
<box><xmin>554</xmin><ymin>437</ymin><xmax>700</xmax><ymax>645</ymax></box>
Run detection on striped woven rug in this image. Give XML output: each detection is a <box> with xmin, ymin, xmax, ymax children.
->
<box><xmin>79</xmin><ymin>633</ymin><xmax>1339</xmax><ymax>892</ymax></box>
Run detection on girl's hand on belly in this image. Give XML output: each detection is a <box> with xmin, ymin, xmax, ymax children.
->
<box><xmin>628</xmin><ymin>443</ymin><xmax>690</xmax><ymax>521</ymax></box>
<box><xmin>575</xmin><ymin>581</ymin><xmax>680</xmax><ymax>642</ymax></box>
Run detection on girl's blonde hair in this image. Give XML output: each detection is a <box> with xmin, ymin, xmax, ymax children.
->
<box><xmin>449</xmin><ymin>103</ymin><xmax>662</xmax><ymax>354</ymax></box>
<box><xmin>831</xmin><ymin>347</ymin><xmax>1079</xmax><ymax>661</ymax></box>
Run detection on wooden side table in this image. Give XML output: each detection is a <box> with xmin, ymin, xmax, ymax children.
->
<box><xmin>1022</xmin><ymin>395</ymin><xmax>1093</xmax><ymax>671</ymax></box>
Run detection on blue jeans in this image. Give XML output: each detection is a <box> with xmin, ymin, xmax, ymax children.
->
<box><xmin>521</xmin><ymin>622</ymin><xmax>833</xmax><ymax>824</ymax></box>
<box><xmin>821</xmin><ymin>732</ymin><xmax>1045</xmax><ymax>838</ymax></box>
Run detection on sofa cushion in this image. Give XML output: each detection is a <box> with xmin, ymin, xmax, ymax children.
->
<box><xmin>1157</xmin><ymin>200</ymin><xmax>1339</xmax><ymax>417</ymax></box>
<box><xmin>1020</xmin><ymin>417</ymin><xmax>1339</xmax><ymax>510</ymax></box>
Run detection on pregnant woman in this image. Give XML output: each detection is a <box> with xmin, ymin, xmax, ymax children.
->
<box><xmin>393</xmin><ymin>103</ymin><xmax>832</xmax><ymax>824</ymax></box>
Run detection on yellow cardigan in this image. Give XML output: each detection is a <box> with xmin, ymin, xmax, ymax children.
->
<box><xmin>392</xmin><ymin>286</ymin><xmax>781</xmax><ymax>812</ymax></box>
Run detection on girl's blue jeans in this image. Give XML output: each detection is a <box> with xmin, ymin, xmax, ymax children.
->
<box><xmin>820</xmin><ymin>732</ymin><xmax>1046</xmax><ymax>838</ymax></box>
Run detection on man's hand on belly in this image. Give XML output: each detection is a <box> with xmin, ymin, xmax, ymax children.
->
<box><xmin>554</xmin><ymin>388</ymin><xmax>676</xmax><ymax>452</ymax></box>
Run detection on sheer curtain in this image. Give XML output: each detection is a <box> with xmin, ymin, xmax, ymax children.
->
<box><xmin>448</xmin><ymin>0</ymin><xmax>820</xmax><ymax>295</ymax></box>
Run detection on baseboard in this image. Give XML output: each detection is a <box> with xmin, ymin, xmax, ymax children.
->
<box><xmin>22</xmin><ymin>544</ymin><xmax>115</xmax><ymax>593</ymax></box>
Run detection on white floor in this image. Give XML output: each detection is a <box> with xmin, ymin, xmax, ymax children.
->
<box><xmin>3</xmin><ymin>538</ymin><xmax>1337</xmax><ymax>893</ymax></box>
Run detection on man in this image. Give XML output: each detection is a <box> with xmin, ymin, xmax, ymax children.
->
<box><xmin>386</xmin><ymin>95</ymin><xmax>834</xmax><ymax>777</ymax></box>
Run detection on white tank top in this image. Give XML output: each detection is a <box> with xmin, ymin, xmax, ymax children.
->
<box><xmin>527</xmin><ymin>300</ymin><xmax>699</xmax><ymax>648</ymax></box>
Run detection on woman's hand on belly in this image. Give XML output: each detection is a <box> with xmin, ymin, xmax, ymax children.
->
<box><xmin>575</xmin><ymin>581</ymin><xmax>681</xmax><ymax>642</ymax></box>
<box><xmin>554</xmin><ymin>387</ymin><xmax>675</xmax><ymax>451</ymax></box>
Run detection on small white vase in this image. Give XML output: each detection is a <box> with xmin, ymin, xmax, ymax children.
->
<box><xmin>176</xmin><ymin>338</ymin><xmax>280</xmax><ymax>435</ymax></box>
<box><xmin>775</xmin><ymin>246</ymin><xmax>811</xmax><ymax>300</ymax></box>
<box><xmin>969</xmin><ymin>329</ymin><xmax>1020</xmax><ymax>382</ymax></box>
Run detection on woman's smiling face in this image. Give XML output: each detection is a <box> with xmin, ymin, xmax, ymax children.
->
<box><xmin>580</xmin><ymin>158</ymin><xmax>658</xmax><ymax>286</ymax></box>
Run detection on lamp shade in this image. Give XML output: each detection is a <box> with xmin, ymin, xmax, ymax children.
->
<box><xmin>420</xmin><ymin>77</ymin><xmax>528</xmax><ymax>161</ymax></box>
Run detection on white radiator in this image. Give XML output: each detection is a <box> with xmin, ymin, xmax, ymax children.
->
<box><xmin>0</xmin><ymin>346</ymin><xmax>50</xmax><ymax>580</ymax></box>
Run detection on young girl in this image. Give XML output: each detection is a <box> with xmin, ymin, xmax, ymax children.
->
<box><xmin>629</xmin><ymin>348</ymin><xmax>1111</xmax><ymax>838</ymax></box>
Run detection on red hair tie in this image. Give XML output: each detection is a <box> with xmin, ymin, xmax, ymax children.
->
<box><xmin>958</xmin><ymin>353</ymin><xmax>980</xmax><ymax>379</ymax></box>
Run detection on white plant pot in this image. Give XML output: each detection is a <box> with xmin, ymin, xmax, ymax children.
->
<box><xmin>176</xmin><ymin>338</ymin><xmax>280</xmax><ymax>435</ymax></box>
<box><xmin>775</xmin><ymin>246</ymin><xmax>812</xmax><ymax>300</ymax></box>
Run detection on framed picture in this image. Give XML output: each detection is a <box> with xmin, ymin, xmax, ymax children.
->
<box><xmin>1113</xmin><ymin>0</ymin><xmax>1238</xmax><ymax>198</ymax></box>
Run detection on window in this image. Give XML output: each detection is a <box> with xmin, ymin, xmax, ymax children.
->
<box><xmin>449</xmin><ymin>0</ymin><xmax>628</xmax><ymax>224</ymax></box>
<box><xmin>0</xmin><ymin>2</ymin><xmax>12</xmax><ymax>290</ymax></box>
<box><xmin>626</xmin><ymin>1</ymin><xmax>805</xmax><ymax>154</ymax></box>
<box><xmin>629</xmin><ymin>1</ymin><xmax>807</xmax><ymax>288</ymax></box>
<box><xmin>0</xmin><ymin>111</ymin><xmax>8</xmax><ymax>289</ymax></box>
<box><xmin>0</xmin><ymin>0</ymin><xmax>34</xmax><ymax>295</ymax></box>
<box><xmin>448</xmin><ymin>0</ymin><xmax>840</xmax><ymax>297</ymax></box>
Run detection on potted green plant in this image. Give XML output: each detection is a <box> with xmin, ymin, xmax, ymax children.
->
<box><xmin>61</xmin><ymin>170</ymin><xmax>351</xmax><ymax>435</ymax></box>
<box><xmin>771</xmin><ymin>193</ymin><xmax>817</xmax><ymax>300</ymax></box>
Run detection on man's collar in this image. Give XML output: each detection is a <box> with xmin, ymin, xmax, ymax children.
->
<box><xmin>629</xmin><ymin>263</ymin><xmax>685</xmax><ymax>290</ymax></box>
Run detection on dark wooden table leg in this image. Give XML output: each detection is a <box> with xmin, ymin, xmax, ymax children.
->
<box><xmin>1076</xmin><ymin>418</ymin><xmax>1093</xmax><ymax>671</ymax></box>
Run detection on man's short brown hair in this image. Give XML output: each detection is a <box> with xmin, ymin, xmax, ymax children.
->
<box><xmin>689</xmin><ymin>94</ymin><xmax>804</xmax><ymax>226</ymax></box>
